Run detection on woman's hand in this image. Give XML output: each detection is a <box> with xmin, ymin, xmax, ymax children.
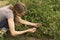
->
<box><xmin>33</xmin><ymin>23</ymin><xmax>42</xmax><ymax>28</ymax></box>
<box><xmin>28</xmin><ymin>28</ymin><xmax>36</xmax><ymax>33</ymax></box>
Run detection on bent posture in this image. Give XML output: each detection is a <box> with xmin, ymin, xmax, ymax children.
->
<box><xmin>0</xmin><ymin>2</ymin><xmax>42</xmax><ymax>36</ymax></box>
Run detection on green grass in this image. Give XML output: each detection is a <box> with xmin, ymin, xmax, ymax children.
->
<box><xmin>0</xmin><ymin>0</ymin><xmax>60</xmax><ymax>40</ymax></box>
<box><xmin>4</xmin><ymin>32</ymin><xmax>52</xmax><ymax>40</ymax></box>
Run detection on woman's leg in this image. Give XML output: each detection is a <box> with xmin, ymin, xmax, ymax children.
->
<box><xmin>0</xmin><ymin>19</ymin><xmax>9</xmax><ymax>35</ymax></box>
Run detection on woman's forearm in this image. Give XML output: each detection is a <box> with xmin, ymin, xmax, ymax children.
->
<box><xmin>11</xmin><ymin>30</ymin><xmax>29</xmax><ymax>36</ymax></box>
<box><xmin>20</xmin><ymin>19</ymin><xmax>35</xmax><ymax>25</ymax></box>
<box><xmin>17</xmin><ymin>16</ymin><xmax>36</xmax><ymax>26</ymax></box>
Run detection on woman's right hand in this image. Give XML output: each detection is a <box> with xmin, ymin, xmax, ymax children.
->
<box><xmin>28</xmin><ymin>28</ymin><xmax>36</xmax><ymax>33</ymax></box>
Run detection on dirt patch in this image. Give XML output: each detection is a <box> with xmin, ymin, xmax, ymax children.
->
<box><xmin>0</xmin><ymin>1</ymin><xmax>9</xmax><ymax>7</ymax></box>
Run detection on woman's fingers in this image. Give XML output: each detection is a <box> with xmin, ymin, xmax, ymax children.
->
<box><xmin>32</xmin><ymin>28</ymin><xmax>36</xmax><ymax>32</ymax></box>
<box><xmin>35</xmin><ymin>23</ymin><xmax>42</xmax><ymax>28</ymax></box>
<box><xmin>28</xmin><ymin>28</ymin><xmax>36</xmax><ymax>33</ymax></box>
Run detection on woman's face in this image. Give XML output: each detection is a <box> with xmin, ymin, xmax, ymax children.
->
<box><xmin>17</xmin><ymin>12</ymin><xmax>26</xmax><ymax>16</ymax></box>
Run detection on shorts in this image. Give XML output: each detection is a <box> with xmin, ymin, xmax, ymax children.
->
<box><xmin>0</xmin><ymin>18</ymin><xmax>9</xmax><ymax>31</ymax></box>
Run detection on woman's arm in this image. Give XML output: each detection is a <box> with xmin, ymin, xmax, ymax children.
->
<box><xmin>16</xmin><ymin>16</ymin><xmax>42</xmax><ymax>27</ymax></box>
<box><xmin>8</xmin><ymin>18</ymin><xmax>36</xmax><ymax>36</ymax></box>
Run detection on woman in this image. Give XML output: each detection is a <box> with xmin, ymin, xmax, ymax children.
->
<box><xmin>0</xmin><ymin>2</ymin><xmax>42</xmax><ymax>36</ymax></box>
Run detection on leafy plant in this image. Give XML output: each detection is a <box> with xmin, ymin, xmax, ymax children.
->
<box><xmin>2</xmin><ymin>0</ymin><xmax>60</xmax><ymax>40</ymax></box>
